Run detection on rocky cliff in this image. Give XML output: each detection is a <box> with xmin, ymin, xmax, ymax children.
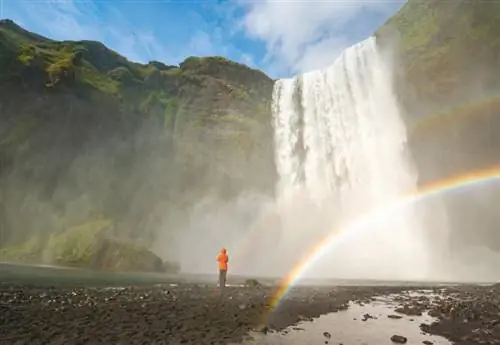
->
<box><xmin>377</xmin><ymin>0</ymin><xmax>500</xmax><ymax>251</ymax></box>
<box><xmin>2</xmin><ymin>0</ymin><xmax>500</xmax><ymax>269</ymax></box>
<box><xmin>0</xmin><ymin>19</ymin><xmax>275</xmax><ymax>269</ymax></box>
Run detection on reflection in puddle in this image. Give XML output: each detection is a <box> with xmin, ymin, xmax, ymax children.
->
<box><xmin>241</xmin><ymin>293</ymin><xmax>451</xmax><ymax>345</ymax></box>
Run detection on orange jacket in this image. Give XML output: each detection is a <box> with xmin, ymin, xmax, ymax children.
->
<box><xmin>217</xmin><ymin>248</ymin><xmax>229</xmax><ymax>271</ymax></box>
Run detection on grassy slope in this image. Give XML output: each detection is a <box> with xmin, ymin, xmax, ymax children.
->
<box><xmin>0</xmin><ymin>19</ymin><xmax>275</xmax><ymax>268</ymax></box>
<box><xmin>0</xmin><ymin>219</ymin><xmax>173</xmax><ymax>272</ymax></box>
<box><xmin>375</xmin><ymin>0</ymin><xmax>500</xmax><ymax>181</ymax></box>
<box><xmin>377</xmin><ymin>0</ymin><xmax>500</xmax><ymax>117</ymax></box>
<box><xmin>377</xmin><ymin>0</ymin><xmax>500</xmax><ymax>250</ymax></box>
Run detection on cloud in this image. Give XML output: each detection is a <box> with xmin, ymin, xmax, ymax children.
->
<box><xmin>187</xmin><ymin>31</ymin><xmax>217</xmax><ymax>56</ymax></box>
<box><xmin>16</xmin><ymin>0</ymin><xmax>100</xmax><ymax>41</ymax></box>
<box><xmin>5</xmin><ymin>0</ymin><xmax>260</xmax><ymax>68</ymax></box>
<box><xmin>6</xmin><ymin>0</ymin><xmax>170</xmax><ymax>64</ymax></box>
<box><xmin>237</xmin><ymin>0</ymin><xmax>404</xmax><ymax>76</ymax></box>
<box><xmin>240</xmin><ymin>53</ymin><xmax>257</xmax><ymax>68</ymax></box>
<box><xmin>4</xmin><ymin>0</ymin><xmax>401</xmax><ymax>77</ymax></box>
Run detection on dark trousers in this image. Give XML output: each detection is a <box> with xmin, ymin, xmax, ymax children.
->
<box><xmin>219</xmin><ymin>269</ymin><xmax>227</xmax><ymax>289</ymax></box>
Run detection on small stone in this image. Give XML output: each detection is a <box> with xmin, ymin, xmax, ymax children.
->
<box><xmin>422</xmin><ymin>341</ymin><xmax>433</xmax><ymax>345</ymax></box>
<box><xmin>323</xmin><ymin>331</ymin><xmax>331</xmax><ymax>338</ymax></box>
<box><xmin>391</xmin><ymin>334</ymin><xmax>408</xmax><ymax>343</ymax></box>
<box><xmin>256</xmin><ymin>325</ymin><xmax>268</xmax><ymax>334</ymax></box>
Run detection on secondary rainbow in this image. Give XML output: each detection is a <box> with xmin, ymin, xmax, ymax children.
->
<box><xmin>230</xmin><ymin>88</ymin><xmax>500</xmax><ymax>271</ymax></box>
<box><xmin>231</xmin><ymin>93</ymin><xmax>500</xmax><ymax>271</ymax></box>
<box><xmin>266</xmin><ymin>165</ymin><xmax>500</xmax><ymax>311</ymax></box>
<box><xmin>409</xmin><ymin>93</ymin><xmax>500</xmax><ymax>139</ymax></box>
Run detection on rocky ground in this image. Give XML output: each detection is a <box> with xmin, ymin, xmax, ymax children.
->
<box><xmin>1</xmin><ymin>282</ymin><xmax>500</xmax><ymax>345</ymax></box>
<box><xmin>392</xmin><ymin>285</ymin><xmax>500</xmax><ymax>345</ymax></box>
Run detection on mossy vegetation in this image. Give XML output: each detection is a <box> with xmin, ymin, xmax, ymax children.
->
<box><xmin>375</xmin><ymin>0</ymin><xmax>500</xmax><ymax>250</ymax></box>
<box><xmin>46</xmin><ymin>219</ymin><xmax>112</xmax><ymax>265</ymax></box>
<box><xmin>0</xmin><ymin>18</ymin><xmax>270</xmax><ymax>107</ymax></box>
<box><xmin>0</xmin><ymin>219</ymin><xmax>176</xmax><ymax>273</ymax></box>
<box><xmin>0</xmin><ymin>236</ymin><xmax>46</xmax><ymax>262</ymax></box>
<box><xmin>0</xmin><ymin>19</ymin><xmax>275</xmax><ymax>271</ymax></box>
<box><xmin>376</xmin><ymin>0</ymin><xmax>500</xmax><ymax>118</ymax></box>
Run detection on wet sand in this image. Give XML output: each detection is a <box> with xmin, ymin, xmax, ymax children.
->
<box><xmin>1</xmin><ymin>280</ymin><xmax>500</xmax><ymax>344</ymax></box>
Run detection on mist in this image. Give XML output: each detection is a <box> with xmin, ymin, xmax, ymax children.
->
<box><xmin>378</xmin><ymin>21</ymin><xmax>500</xmax><ymax>283</ymax></box>
<box><xmin>154</xmin><ymin>35</ymin><xmax>442</xmax><ymax>281</ymax></box>
<box><xmin>3</xmin><ymin>19</ymin><xmax>500</xmax><ymax>284</ymax></box>
<box><xmin>163</xmin><ymin>30</ymin><xmax>500</xmax><ymax>283</ymax></box>
<box><xmin>0</xmin><ymin>77</ymin><xmax>279</xmax><ymax>272</ymax></box>
<box><xmin>154</xmin><ymin>192</ymin><xmax>276</xmax><ymax>275</ymax></box>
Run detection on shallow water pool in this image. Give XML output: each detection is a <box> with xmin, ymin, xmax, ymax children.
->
<box><xmin>240</xmin><ymin>293</ymin><xmax>451</xmax><ymax>345</ymax></box>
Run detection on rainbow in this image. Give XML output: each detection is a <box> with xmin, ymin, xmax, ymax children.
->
<box><xmin>266</xmin><ymin>165</ymin><xmax>500</xmax><ymax>311</ymax></box>
<box><xmin>231</xmin><ymin>94</ymin><xmax>500</xmax><ymax>270</ymax></box>
<box><xmin>409</xmin><ymin>94</ymin><xmax>500</xmax><ymax>139</ymax></box>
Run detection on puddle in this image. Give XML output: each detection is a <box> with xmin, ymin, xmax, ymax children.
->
<box><xmin>240</xmin><ymin>293</ymin><xmax>451</xmax><ymax>345</ymax></box>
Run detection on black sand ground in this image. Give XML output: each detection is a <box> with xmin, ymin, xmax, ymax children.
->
<box><xmin>393</xmin><ymin>285</ymin><xmax>500</xmax><ymax>344</ymax></box>
<box><xmin>1</xmin><ymin>282</ymin><xmax>499</xmax><ymax>345</ymax></box>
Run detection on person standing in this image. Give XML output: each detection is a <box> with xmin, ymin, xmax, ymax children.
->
<box><xmin>216</xmin><ymin>248</ymin><xmax>229</xmax><ymax>290</ymax></box>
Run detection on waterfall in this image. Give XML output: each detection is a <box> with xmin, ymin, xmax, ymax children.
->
<box><xmin>271</xmin><ymin>37</ymin><xmax>431</xmax><ymax>280</ymax></box>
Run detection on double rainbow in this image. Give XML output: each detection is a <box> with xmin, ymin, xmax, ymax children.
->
<box><xmin>266</xmin><ymin>165</ymin><xmax>500</xmax><ymax>311</ymax></box>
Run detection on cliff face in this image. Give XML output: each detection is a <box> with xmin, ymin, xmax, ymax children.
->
<box><xmin>4</xmin><ymin>0</ymin><xmax>500</xmax><ymax>268</ymax></box>
<box><xmin>0</xmin><ymin>19</ymin><xmax>275</xmax><ymax>265</ymax></box>
<box><xmin>377</xmin><ymin>0</ymin><xmax>500</xmax><ymax>251</ymax></box>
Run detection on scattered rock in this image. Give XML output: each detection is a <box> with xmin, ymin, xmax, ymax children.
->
<box><xmin>388</xmin><ymin>314</ymin><xmax>403</xmax><ymax>319</ymax></box>
<box><xmin>395</xmin><ymin>305</ymin><xmax>424</xmax><ymax>316</ymax></box>
<box><xmin>362</xmin><ymin>313</ymin><xmax>377</xmax><ymax>321</ymax></box>
<box><xmin>0</xmin><ymin>284</ymin><xmax>412</xmax><ymax>344</ymax></box>
<box><xmin>391</xmin><ymin>334</ymin><xmax>408</xmax><ymax>343</ymax></box>
<box><xmin>3</xmin><ymin>283</ymin><xmax>500</xmax><ymax>344</ymax></box>
<box><xmin>257</xmin><ymin>325</ymin><xmax>269</xmax><ymax>334</ymax></box>
<box><xmin>245</xmin><ymin>279</ymin><xmax>262</xmax><ymax>288</ymax></box>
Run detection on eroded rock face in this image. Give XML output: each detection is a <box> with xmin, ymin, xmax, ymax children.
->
<box><xmin>0</xmin><ymin>20</ymin><xmax>275</xmax><ymax>266</ymax></box>
<box><xmin>376</xmin><ymin>0</ymin><xmax>500</xmax><ymax>253</ymax></box>
<box><xmin>90</xmin><ymin>238</ymin><xmax>179</xmax><ymax>273</ymax></box>
<box><xmin>0</xmin><ymin>220</ymin><xmax>178</xmax><ymax>273</ymax></box>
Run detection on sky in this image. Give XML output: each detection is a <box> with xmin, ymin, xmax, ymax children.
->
<box><xmin>1</xmin><ymin>0</ymin><xmax>406</xmax><ymax>78</ymax></box>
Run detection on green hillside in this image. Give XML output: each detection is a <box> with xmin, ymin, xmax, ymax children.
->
<box><xmin>3</xmin><ymin>0</ymin><xmax>500</xmax><ymax>268</ymax></box>
<box><xmin>0</xmin><ymin>19</ymin><xmax>275</xmax><ymax>270</ymax></box>
<box><xmin>377</xmin><ymin>0</ymin><xmax>500</xmax><ymax>251</ymax></box>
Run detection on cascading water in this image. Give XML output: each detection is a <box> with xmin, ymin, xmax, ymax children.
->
<box><xmin>271</xmin><ymin>37</ymin><xmax>431</xmax><ymax>280</ymax></box>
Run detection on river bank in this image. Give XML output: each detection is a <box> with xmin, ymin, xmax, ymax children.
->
<box><xmin>1</xmin><ymin>282</ymin><xmax>499</xmax><ymax>344</ymax></box>
<box><xmin>0</xmin><ymin>283</ymin><xmax>411</xmax><ymax>345</ymax></box>
<box><xmin>1</xmin><ymin>263</ymin><xmax>499</xmax><ymax>344</ymax></box>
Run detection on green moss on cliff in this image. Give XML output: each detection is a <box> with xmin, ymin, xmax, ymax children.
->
<box><xmin>0</xmin><ymin>18</ymin><xmax>271</xmax><ymax>106</ymax></box>
<box><xmin>0</xmin><ymin>236</ymin><xmax>45</xmax><ymax>262</ymax></box>
<box><xmin>46</xmin><ymin>219</ymin><xmax>112</xmax><ymax>265</ymax></box>
<box><xmin>377</xmin><ymin>0</ymin><xmax>500</xmax><ymax>115</ymax></box>
<box><xmin>376</xmin><ymin>0</ymin><xmax>500</xmax><ymax>251</ymax></box>
<box><xmin>0</xmin><ymin>19</ymin><xmax>275</xmax><ymax>269</ymax></box>
<box><xmin>0</xmin><ymin>219</ymin><xmax>175</xmax><ymax>273</ymax></box>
